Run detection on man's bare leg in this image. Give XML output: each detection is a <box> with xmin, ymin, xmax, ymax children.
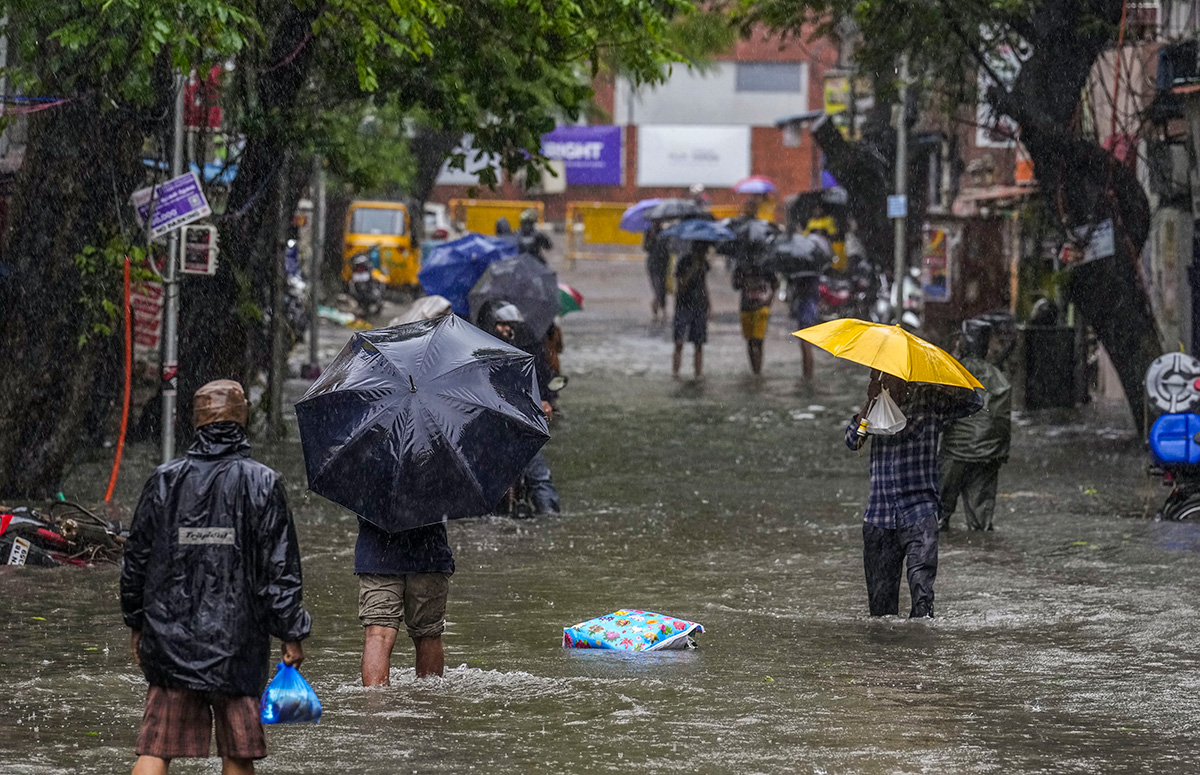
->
<box><xmin>801</xmin><ymin>340</ymin><xmax>814</xmax><ymax>380</ymax></box>
<box><xmin>693</xmin><ymin>345</ymin><xmax>703</xmax><ymax>379</ymax></box>
<box><xmin>362</xmin><ymin>625</ymin><xmax>398</xmax><ymax>686</ymax></box>
<box><xmin>132</xmin><ymin>756</ymin><xmax>168</xmax><ymax>775</ymax></box>
<box><xmin>413</xmin><ymin>636</ymin><xmax>444</xmax><ymax>678</ymax></box>
<box><xmin>748</xmin><ymin>339</ymin><xmax>764</xmax><ymax>374</ymax></box>
<box><xmin>221</xmin><ymin>757</ymin><xmax>255</xmax><ymax>775</ymax></box>
<box><xmin>672</xmin><ymin>341</ymin><xmax>684</xmax><ymax>376</ymax></box>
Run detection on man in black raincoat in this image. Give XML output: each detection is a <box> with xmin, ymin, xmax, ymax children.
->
<box><xmin>121</xmin><ymin>380</ymin><xmax>311</xmax><ymax>775</ymax></box>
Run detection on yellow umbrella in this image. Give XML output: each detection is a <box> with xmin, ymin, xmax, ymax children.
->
<box><xmin>793</xmin><ymin>319</ymin><xmax>984</xmax><ymax>390</ymax></box>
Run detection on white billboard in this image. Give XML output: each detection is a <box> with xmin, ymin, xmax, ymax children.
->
<box><xmin>436</xmin><ymin>134</ymin><xmax>503</xmax><ymax>185</ymax></box>
<box><xmin>636</xmin><ymin>125</ymin><xmax>751</xmax><ymax>187</ymax></box>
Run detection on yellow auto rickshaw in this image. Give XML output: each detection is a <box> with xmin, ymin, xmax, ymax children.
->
<box><xmin>342</xmin><ymin>200</ymin><xmax>418</xmax><ymax>291</ymax></box>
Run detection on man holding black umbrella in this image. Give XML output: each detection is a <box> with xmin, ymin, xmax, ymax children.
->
<box><xmin>295</xmin><ymin>317</ymin><xmax>551</xmax><ymax>684</ymax></box>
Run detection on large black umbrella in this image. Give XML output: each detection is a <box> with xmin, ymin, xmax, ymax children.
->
<box><xmin>468</xmin><ymin>254</ymin><xmax>559</xmax><ymax>338</ymax></box>
<box><xmin>646</xmin><ymin>198</ymin><xmax>710</xmax><ymax>221</ymax></box>
<box><xmin>762</xmin><ymin>233</ymin><xmax>833</xmax><ymax>276</ymax></box>
<box><xmin>717</xmin><ymin>218</ymin><xmax>780</xmax><ymax>266</ymax></box>
<box><xmin>295</xmin><ymin>315</ymin><xmax>550</xmax><ymax>532</ymax></box>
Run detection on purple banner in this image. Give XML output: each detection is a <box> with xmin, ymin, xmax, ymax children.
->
<box><xmin>541</xmin><ymin>125</ymin><xmax>622</xmax><ymax>186</ymax></box>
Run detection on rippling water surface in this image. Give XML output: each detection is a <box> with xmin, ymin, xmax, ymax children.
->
<box><xmin>3</xmin><ymin>261</ymin><xmax>1199</xmax><ymax>773</ymax></box>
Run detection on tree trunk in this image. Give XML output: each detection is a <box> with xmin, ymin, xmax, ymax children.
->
<box><xmin>988</xmin><ymin>0</ymin><xmax>1160</xmax><ymax>428</ymax></box>
<box><xmin>176</xmin><ymin>6</ymin><xmax>319</xmax><ymax>434</ymax></box>
<box><xmin>409</xmin><ymin>126</ymin><xmax>459</xmax><ymax>208</ymax></box>
<box><xmin>0</xmin><ymin>101</ymin><xmax>145</xmax><ymax>496</ymax></box>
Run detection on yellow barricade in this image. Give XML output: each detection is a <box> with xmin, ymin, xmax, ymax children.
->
<box><xmin>448</xmin><ymin>199</ymin><xmax>543</xmax><ymax>235</ymax></box>
<box><xmin>710</xmin><ymin>202</ymin><xmax>778</xmax><ymax>222</ymax></box>
<box><xmin>565</xmin><ymin>202</ymin><xmax>644</xmax><ymax>266</ymax></box>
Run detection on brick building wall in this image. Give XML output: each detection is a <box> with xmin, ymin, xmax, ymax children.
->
<box><xmin>429</xmin><ymin>26</ymin><xmax>837</xmax><ymax>224</ymax></box>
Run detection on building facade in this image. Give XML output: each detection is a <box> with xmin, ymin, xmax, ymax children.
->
<box><xmin>429</xmin><ymin>31</ymin><xmax>838</xmax><ymax>221</ymax></box>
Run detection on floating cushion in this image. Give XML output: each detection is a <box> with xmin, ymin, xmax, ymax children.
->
<box><xmin>563</xmin><ymin>609</ymin><xmax>703</xmax><ymax>651</ymax></box>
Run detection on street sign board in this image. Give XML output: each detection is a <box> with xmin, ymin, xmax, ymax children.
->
<box><xmin>182</xmin><ymin>225</ymin><xmax>220</xmax><ymax>276</ymax></box>
<box><xmin>887</xmin><ymin>195</ymin><xmax>907</xmax><ymax>219</ymax></box>
<box><xmin>131</xmin><ymin>171</ymin><xmax>212</xmax><ymax>238</ymax></box>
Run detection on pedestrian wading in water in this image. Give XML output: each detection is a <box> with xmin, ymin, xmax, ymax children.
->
<box><xmin>121</xmin><ymin>380</ymin><xmax>311</xmax><ymax>775</ymax></box>
<box><xmin>672</xmin><ymin>240</ymin><xmax>711</xmax><ymax>379</ymax></box>
<box><xmin>939</xmin><ymin>319</ymin><xmax>1013</xmax><ymax>532</ymax></box>
<box><xmin>846</xmin><ymin>370</ymin><xmax>982</xmax><ymax>617</ymax></box>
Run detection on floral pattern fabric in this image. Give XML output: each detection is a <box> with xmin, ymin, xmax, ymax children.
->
<box><xmin>562</xmin><ymin>609</ymin><xmax>703</xmax><ymax>651</ymax></box>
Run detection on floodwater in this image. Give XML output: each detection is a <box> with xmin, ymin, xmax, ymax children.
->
<box><xmin>4</xmin><ymin>258</ymin><xmax>1200</xmax><ymax>774</ymax></box>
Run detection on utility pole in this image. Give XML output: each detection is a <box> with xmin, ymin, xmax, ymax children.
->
<box><xmin>891</xmin><ymin>51</ymin><xmax>910</xmax><ymax>321</ymax></box>
<box><xmin>267</xmin><ymin>152</ymin><xmax>293</xmax><ymax>439</ymax></box>
<box><xmin>308</xmin><ymin>156</ymin><xmax>325</xmax><ymax>375</ymax></box>
<box><xmin>161</xmin><ymin>74</ymin><xmax>185</xmax><ymax>463</ymax></box>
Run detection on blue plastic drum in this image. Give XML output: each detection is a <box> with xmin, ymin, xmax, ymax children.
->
<box><xmin>1149</xmin><ymin>413</ymin><xmax>1200</xmax><ymax>466</ymax></box>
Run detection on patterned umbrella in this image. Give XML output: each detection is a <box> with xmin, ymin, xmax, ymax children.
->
<box><xmin>558</xmin><ymin>282</ymin><xmax>583</xmax><ymax>315</ymax></box>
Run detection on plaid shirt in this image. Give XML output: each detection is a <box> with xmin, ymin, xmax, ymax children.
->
<box><xmin>845</xmin><ymin>386</ymin><xmax>983</xmax><ymax>528</ymax></box>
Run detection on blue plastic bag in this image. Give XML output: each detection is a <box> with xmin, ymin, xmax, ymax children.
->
<box><xmin>260</xmin><ymin>662</ymin><xmax>322</xmax><ymax>724</ymax></box>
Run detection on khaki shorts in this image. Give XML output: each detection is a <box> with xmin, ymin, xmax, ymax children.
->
<box><xmin>358</xmin><ymin>573</ymin><xmax>449</xmax><ymax>639</ymax></box>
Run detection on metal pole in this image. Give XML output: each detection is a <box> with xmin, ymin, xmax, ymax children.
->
<box><xmin>308</xmin><ymin>156</ymin><xmax>325</xmax><ymax>371</ymax></box>
<box><xmin>161</xmin><ymin>74</ymin><xmax>186</xmax><ymax>463</ymax></box>
<box><xmin>891</xmin><ymin>51</ymin><xmax>910</xmax><ymax>320</ymax></box>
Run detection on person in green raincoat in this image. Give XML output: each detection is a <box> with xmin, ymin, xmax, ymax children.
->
<box><xmin>939</xmin><ymin>320</ymin><xmax>1012</xmax><ymax>531</ymax></box>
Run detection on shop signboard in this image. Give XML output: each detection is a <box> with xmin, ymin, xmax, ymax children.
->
<box><xmin>541</xmin><ymin>125</ymin><xmax>622</xmax><ymax>186</ymax></box>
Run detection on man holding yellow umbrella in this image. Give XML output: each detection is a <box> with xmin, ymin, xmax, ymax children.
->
<box><xmin>795</xmin><ymin>320</ymin><xmax>984</xmax><ymax>618</ymax></box>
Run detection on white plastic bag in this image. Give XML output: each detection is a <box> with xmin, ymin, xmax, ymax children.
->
<box><xmin>864</xmin><ymin>387</ymin><xmax>907</xmax><ymax>435</ymax></box>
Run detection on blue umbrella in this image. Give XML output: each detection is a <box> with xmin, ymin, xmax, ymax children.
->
<box><xmin>618</xmin><ymin>198</ymin><xmax>663</xmax><ymax>233</ymax></box>
<box><xmin>660</xmin><ymin>218</ymin><xmax>737</xmax><ymax>242</ymax></box>
<box><xmin>418</xmin><ymin>233</ymin><xmax>518</xmax><ymax>315</ymax></box>
<box><xmin>295</xmin><ymin>315</ymin><xmax>550</xmax><ymax>533</ymax></box>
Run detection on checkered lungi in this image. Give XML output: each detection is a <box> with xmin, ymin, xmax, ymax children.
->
<box><xmin>135</xmin><ymin>685</ymin><xmax>267</xmax><ymax>760</ymax></box>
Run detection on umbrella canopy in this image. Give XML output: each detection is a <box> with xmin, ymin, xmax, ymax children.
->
<box><xmin>295</xmin><ymin>315</ymin><xmax>550</xmax><ymax>532</ymax></box>
<box><xmin>646</xmin><ymin>198</ymin><xmax>709</xmax><ymax>222</ymax></box>
<box><xmin>558</xmin><ymin>282</ymin><xmax>583</xmax><ymax>315</ymax></box>
<box><xmin>733</xmin><ymin>175</ymin><xmax>776</xmax><ymax>194</ymax></box>
<box><xmin>660</xmin><ymin>218</ymin><xmax>736</xmax><ymax>243</ymax></box>
<box><xmin>468</xmin><ymin>254</ymin><xmax>559</xmax><ymax>338</ymax></box>
<box><xmin>717</xmin><ymin>218</ymin><xmax>779</xmax><ymax>266</ymax></box>
<box><xmin>762</xmin><ymin>233</ymin><xmax>832</xmax><ymax>276</ymax></box>
<box><xmin>618</xmin><ymin>198</ymin><xmax>663</xmax><ymax>233</ymax></box>
<box><xmin>418</xmin><ymin>233</ymin><xmax>518</xmax><ymax>316</ymax></box>
<box><xmin>793</xmin><ymin>319</ymin><xmax>985</xmax><ymax>390</ymax></box>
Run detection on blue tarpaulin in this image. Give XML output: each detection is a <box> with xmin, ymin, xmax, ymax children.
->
<box><xmin>418</xmin><ymin>233</ymin><xmax>518</xmax><ymax>316</ymax></box>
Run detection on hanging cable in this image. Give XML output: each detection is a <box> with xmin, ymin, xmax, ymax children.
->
<box><xmin>103</xmin><ymin>256</ymin><xmax>133</xmax><ymax>503</ymax></box>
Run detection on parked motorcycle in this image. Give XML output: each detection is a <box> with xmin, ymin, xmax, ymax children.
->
<box><xmin>816</xmin><ymin>256</ymin><xmax>888</xmax><ymax>323</ymax></box>
<box><xmin>870</xmin><ymin>266</ymin><xmax>924</xmax><ymax>330</ymax></box>
<box><xmin>0</xmin><ymin>502</ymin><xmax>127</xmax><ymax>567</ymax></box>
<box><xmin>349</xmin><ymin>252</ymin><xmax>385</xmax><ymax>317</ymax></box>
<box><xmin>1145</xmin><ymin>353</ymin><xmax>1200</xmax><ymax>520</ymax></box>
<box><xmin>286</xmin><ymin>274</ymin><xmax>309</xmax><ymax>340</ymax></box>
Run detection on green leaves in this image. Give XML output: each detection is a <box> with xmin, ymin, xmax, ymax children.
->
<box><xmin>12</xmin><ymin>0</ymin><xmax>253</xmax><ymax>106</ymax></box>
<box><xmin>71</xmin><ymin>239</ymin><xmax>150</xmax><ymax>347</ymax></box>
